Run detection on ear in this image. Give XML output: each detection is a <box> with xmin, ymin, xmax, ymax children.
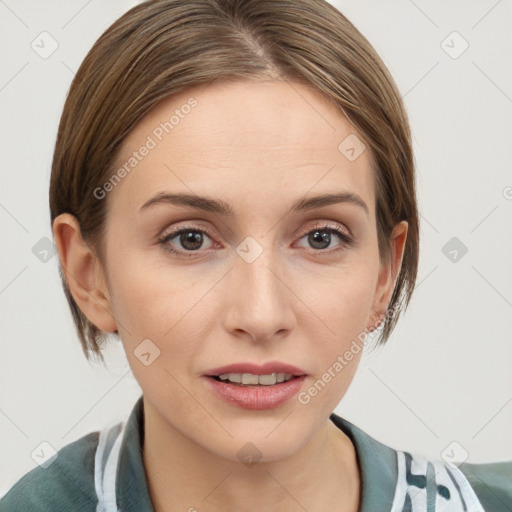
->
<box><xmin>368</xmin><ymin>221</ymin><xmax>408</xmax><ymax>331</ymax></box>
<box><xmin>52</xmin><ymin>213</ymin><xmax>118</xmax><ymax>333</ymax></box>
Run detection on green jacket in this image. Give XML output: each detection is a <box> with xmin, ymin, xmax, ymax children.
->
<box><xmin>1</xmin><ymin>395</ymin><xmax>511</xmax><ymax>511</ymax></box>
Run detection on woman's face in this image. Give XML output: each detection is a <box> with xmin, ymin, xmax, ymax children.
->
<box><xmin>99</xmin><ymin>79</ymin><xmax>403</xmax><ymax>461</ymax></box>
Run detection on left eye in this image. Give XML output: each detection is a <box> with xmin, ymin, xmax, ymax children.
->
<box><xmin>297</xmin><ymin>227</ymin><xmax>351</xmax><ymax>251</ymax></box>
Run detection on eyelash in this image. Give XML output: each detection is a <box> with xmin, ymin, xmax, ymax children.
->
<box><xmin>157</xmin><ymin>222</ymin><xmax>353</xmax><ymax>258</ymax></box>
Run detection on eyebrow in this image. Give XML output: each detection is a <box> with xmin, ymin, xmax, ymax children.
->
<box><xmin>140</xmin><ymin>191</ymin><xmax>369</xmax><ymax>216</ymax></box>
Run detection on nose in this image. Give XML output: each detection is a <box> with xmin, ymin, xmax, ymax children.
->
<box><xmin>221</xmin><ymin>244</ymin><xmax>296</xmax><ymax>343</ymax></box>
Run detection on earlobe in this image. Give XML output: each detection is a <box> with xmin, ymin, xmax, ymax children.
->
<box><xmin>368</xmin><ymin>221</ymin><xmax>408</xmax><ymax>330</ymax></box>
<box><xmin>52</xmin><ymin>213</ymin><xmax>118</xmax><ymax>333</ymax></box>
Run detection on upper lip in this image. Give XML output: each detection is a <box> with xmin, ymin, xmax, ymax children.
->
<box><xmin>204</xmin><ymin>361</ymin><xmax>307</xmax><ymax>377</ymax></box>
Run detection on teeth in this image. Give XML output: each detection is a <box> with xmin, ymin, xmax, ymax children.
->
<box><xmin>242</xmin><ymin>373</ymin><xmax>259</xmax><ymax>385</ymax></box>
<box><xmin>218</xmin><ymin>373</ymin><xmax>294</xmax><ymax>385</ymax></box>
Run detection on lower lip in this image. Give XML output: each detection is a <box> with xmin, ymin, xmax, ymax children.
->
<box><xmin>202</xmin><ymin>375</ymin><xmax>307</xmax><ymax>410</ymax></box>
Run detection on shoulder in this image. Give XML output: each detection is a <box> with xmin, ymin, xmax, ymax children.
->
<box><xmin>0</xmin><ymin>431</ymin><xmax>99</xmax><ymax>512</ymax></box>
<box><xmin>392</xmin><ymin>450</ymin><xmax>512</xmax><ymax>512</ymax></box>
<box><xmin>458</xmin><ymin>460</ymin><xmax>512</xmax><ymax>511</ymax></box>
<box><xmin>329</xmin><ymin>413</ymin><xmax>512</xmax><ymax>511</ymax></box>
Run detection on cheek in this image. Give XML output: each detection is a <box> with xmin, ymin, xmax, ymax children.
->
<box><xmin>105</xmin><ymin>257</ymin><xmax>213</xmax><ymax>396</ymax></box>
<box><xmin>106</xmin><ymin>250</ymin><xmax>222</xmax><ymax>363</ymax></box>
<box><xmin>295</xmin><ymin>267</ymin><xmax>376</xmax><ymax>408</ymax></box>
<box><xmin>298</xmin><ymin>259</ymin><xmax>377</xmax><ymax>369</ymax></box>
<box><xmin>105</xmin><ymin>249</ymin><xmax>187</xmax><ymax>337</ymax></box>
<box><xmin>299</xmin><ymin>257</ymin><xmax>379</xmax><ymax>336</ymax></box>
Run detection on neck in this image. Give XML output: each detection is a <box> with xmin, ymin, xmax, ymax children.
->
<box><xmin>142</xmin><ymin>398</ymin><xmax>360</xmax><ymax>512</ymax></box>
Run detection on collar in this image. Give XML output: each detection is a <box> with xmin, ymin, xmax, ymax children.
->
<box><xmin>329</xmin><ymin>412</ymin><xmax>398</xmax><ymax>511</ymax></box>
<box><xmin>115</xmin><ymin>396</ymin><xmax>398</xmax><ymax>511</ymax></box>
<box><xmin>116</xmin><ymin>396</ymin><xmax>155</xmax><ymax>511</ymax></box>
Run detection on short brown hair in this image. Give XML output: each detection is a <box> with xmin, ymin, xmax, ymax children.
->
<box><xmin>50</xmin><ymin>0</ymin><xmax>419</xmax><ymax>362</ymax></box>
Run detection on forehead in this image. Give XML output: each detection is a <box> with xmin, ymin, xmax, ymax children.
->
<box><xmin>108</xmin><ymin>79</ymin><xmax>375</xmax><ymax>214</ymax></box>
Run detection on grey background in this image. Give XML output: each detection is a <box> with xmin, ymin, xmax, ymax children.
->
<box><xmin>1</xmin><ymin>0</ymin><xmax>511</xmax><ymax>495</ymax></box>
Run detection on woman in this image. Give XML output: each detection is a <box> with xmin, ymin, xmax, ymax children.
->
<box><xmin>1</xmin><ymin>0</ymin><xmax>510</xmax><ymax>510</ymax></box>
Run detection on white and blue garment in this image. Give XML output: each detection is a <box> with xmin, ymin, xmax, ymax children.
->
<box><xmin>390</xmin><ymin>450</ymin><xmax>485</xmax><ymax>512</ymax></box>
<box><xmin>95</xmin><ymin>422</ymin><xmax>126</xmax><ymax>512</ymax></box>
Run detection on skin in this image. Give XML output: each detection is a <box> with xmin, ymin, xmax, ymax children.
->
<box><xmin>53</xmin><ymin>79</ymin><xmax>407</xmax><ymax>512</ymax></box>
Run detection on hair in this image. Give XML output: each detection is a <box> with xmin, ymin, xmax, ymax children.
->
<box><xmin>49</xmin><ymin>0</ymin><xmax>419</xmax><ymax>363</ymax></box>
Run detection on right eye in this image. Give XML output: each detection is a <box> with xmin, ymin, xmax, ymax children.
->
<box><xmin>158</xmin><ymin>227</ymin><xmax>216</xmax><ymax>256</ymax></box>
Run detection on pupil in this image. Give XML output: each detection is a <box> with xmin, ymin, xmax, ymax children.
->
<box><xmin>309</xmin><ymin>230</ymin><xmax>330</xmax><ymax>249</ymax></box>
<box><xmin>180</xmin><ymin>231</ymin><xmax>203</xmax><ymax>250</ymax></box>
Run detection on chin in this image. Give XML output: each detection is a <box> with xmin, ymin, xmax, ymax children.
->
<box><xmin>206</xmin><ymin>420</ymin><xmax>313</xmax><ymax>465</ymax></box>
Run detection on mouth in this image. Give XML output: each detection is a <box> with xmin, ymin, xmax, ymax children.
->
<box><xmin>202</xmin><ymin>362</ymin><xmax>308</xmax><ymax>410</ymax></box>
<box><xmin>204</xmin><ymin>361</ymin><xmax>307</xmax><ymax>382</ymax></box>
<box><xmin>208</xmin><ymin>373</ymin><xmax>301</xmax><ymax>386</ymax></box>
